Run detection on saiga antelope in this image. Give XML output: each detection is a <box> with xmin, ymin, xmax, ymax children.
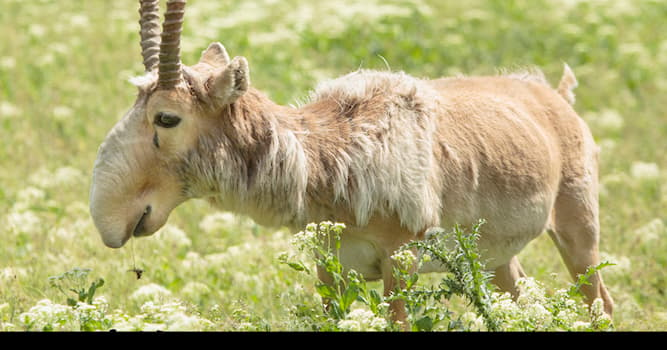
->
<box><xmin>90</xmin><ymin>0</ymin><xmax>613</xmax><ymax>324</ymax></box>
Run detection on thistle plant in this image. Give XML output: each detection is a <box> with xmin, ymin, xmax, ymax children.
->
<box><xmin>48</xmin><ymin>267</ymin><xmax>104</xmax><ymax>307</ymax></box>
<box><xmin>390</xmin><ymin>219</ymin><xmax>501</xmax><ymax>331</ymax></box>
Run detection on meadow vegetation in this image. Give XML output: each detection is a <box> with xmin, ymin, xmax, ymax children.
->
<box><xmin>0</xmin><ymin>0</ymin><xmax>665</xmax><ymax>331</ymax></box>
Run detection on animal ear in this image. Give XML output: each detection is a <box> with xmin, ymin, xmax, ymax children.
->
<box><xmin>199</xmin><ymin>42</ymin><xmax>230</xmax><ymax>67</ymax></box>
<box><xmin>207</xmin><ymin>56</ymin><xmax>249</xmax><ymax>106</ymax></box>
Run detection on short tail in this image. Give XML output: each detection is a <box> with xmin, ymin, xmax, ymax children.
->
<box><xmin>557</xmin><ymin>63</ymin><xmax>578</xmax><ymax>105</ymax></box>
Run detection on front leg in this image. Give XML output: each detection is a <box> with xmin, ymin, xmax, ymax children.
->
<box><xmin>316</xmin><ymin>264</ymin><xmax>334</xmax><ymax>313</ymax></box>
<box><xmin>381</xmin><ymin>248</ymin><xmax>420</xmax><ymax>330</ymax></box>
<box><xmin>382</xmin><ymin>260</ymin><xmax>408</xmax><ymax>325</ymax></box>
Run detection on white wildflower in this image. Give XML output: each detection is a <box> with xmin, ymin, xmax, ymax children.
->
<box><xmin>319</xmin><ymin>221</ymin><xmax>334</xmax><ymax>229</ymax></box>
<box><xmin>630</xmin><ymin>161</ymin><xmax>660</xmax><ymax>181</ymax></box>
<box><xmin>1</xmin><ymin>267</ymin><xmax>27</xmax><ymax>285</ymax></box>
<box><xmin>222</xmin><ymin>244</ymin><xmax>252</xmax><ymax>261</ymax></box>
<box><xmin>601</xmin><ymin>172</ymin><xmax>629</xmax><ymax>186</ymax></box>
<box><xmin>52</xmin><ymin>105</ymin><xmax>73</xmax><ymax>121</ymax></box>
<box><xmin>29</xmin><ymin>166</ymin><xmax>84</xmax><ymax>189</ymax></box>
<box><xmin>54</xmin><ymin>166</ymin><xmax>84</xmax><ymax>185</ymax></box>
<box><xmin>391</xmin><ymin>249</ymin><xmax>417</xmax><ymax>271</ymax></box>
<box><xmin>203</xmin><ymin>252</ymin><xmax>228</xmax><ymax>267</ymax></box>
<box><xmin>634</xmin><ymin>218</ymin><xmax>664</xmax><ymax>243</ymax></box>
<box><xmin>6</xmin><ymin>210</ymin><xmax>42</xmax><ymax>235</ymax></box>
<box><xmin>28</xmin><ymin>24</ymin><xmax>47</xmax><ymax>38</ymax></box>
<box><xmin>0</xmin><ymin>56</ymin><xmax>15</xmax><ymax>70</ymax></box>
<box><xmin>337</xmin><ymin>319</ymin><xmax>362</xmax><ymax>331</ymax></box>
<box><xmin>290</xmin><ymin>228</ymin><xmax>318</xmax><ymax>251</ymax></box>
<box><xmin>166</xmin><ymin>312</ymin><xmax>213</xmax><ymax>331</ymax></box>
<box><xmin>515</xmin><ymin>277</ymin><xmax>547</xmax><ymax>306</ymax></box>
<box><xmin>597</xmin><ymin>138</ymin><xmax>616</xmax><ymax>154</ymax></box>
<box><xmin>369</xmin><ymin>315</ymin><xmax>388</xmax><ymax>330</ymax></box>
<box><xmin>232</xmin><ymin>271</ymin><xmax>252</xmax><ymax>286</ymax></box>
<box><xmin>233</xmin><ymin>321</ymin><xmax>255</xmax><ymax>331</ymax></box>
<box><xmin>18</xmin><ymin>299</ymin><xmax>74</xmax><ymax>331</ymax></box>
<box><xmin>50</xmin><ymin>227</ymin><xmax>76</xmax><ymax>242</ymax></box>
<box><xmin>140</xmin><ymin>301</ymin><xmax>179</xmax><ymax>321</ymax></box>
<box><xmin>198</xmin><ymin>211</ymin><xmax>236</xmax><ymax>233</ymax></box>
<box><xmin>249</xmin><ymin>26</ymin><xmax>296</xmax><ymax>46</ymax></box>
<box><xmin>12</xmin><ymin>186</ymin><xmax>46</xmax><ymax>212</ymax></box>
<box><xmin>288</xmin><ymin>0</ymin><xmax>429</xmax><ymax>37</ymax></box>
<box><xmin>180</xmin><ymin>281</ymin><xmax>211</xmax><ymax>300</ymax></box>
<box><xmin>460</xmin><ymin>311</ymin><xmax>485</xmax><ymax>331</ymax></box>
<box><xmin>490</xmin><ymin>292</ymin><xmax>520</xmax><ymax>320</ymax></box>
<box><xmin>37</xmin><ymin>53</ymin><xmax>55</xmax><ymax>66</ymax></box>
<box><xmin>585</xmin><ymin>109</ymin><xmax>624</xmax><ymax>132</ymax></box>
<box><xmin>69</xmin><ymin>14</ymin><xmax>90</xmax><ymax>28</ymax></box>
<box><xmin>65</xmin><ymin>201</ymin><xmax>90</xmax><ymax>218</ymax></box>
<box><xmin>599</xmin><ymin>252</ymin><xmax>631</xmax><ymax>277</ymax></box>
<box><xmin>136</xmin><ymin>301</ymin><xmax>212</xmax><ymax>331</ymax></box>
<box><xmin>156</xmin><ymin>224</ymin><xmax>191</xmax><ymax>248</ymax></box>
<box><xmin>525</xmin><ymin>303</ymin><xmax>553</xmax><ymax>328</ymax></box>
<box><xmin>131</xmin><ymin>283</ymin><xmax>173</xmax><ymax>302</ymax></box>
<box><xmin>555</xmin><ymin>308</ymin><xmax>579</xmax><ymax>326</ymax></box>
<box><xmin>0</xmin><ymin>101</ymin><xmax>20</xmax><ymax>118</ymax></box>
<box><xmin>338</xmin><ymin>308</ymin><xmax>387</xmax><ymax>331</ymax></box>
<box><xmin>182</xmin><ymin>251</ymin><xmax>206</xmax><ymax>270</ymax></box>
<box><xmin>572</xmin><ymin>320</ymin><xmax>592</xmax><ymax>330</ymax></box>
<box><xmin>111</xmin><ymin>313</ymin><xmax>154</xmax><ymax>332</ymax></box>
<box><xmin>50</xmin><ymin>43</ymin><xmax>70</xmax><ymax>56</ymax></box>
<box><xmin>590</xmin><ymin>298</ymin><xmax>612</xmax><ymax>328</ymax></box>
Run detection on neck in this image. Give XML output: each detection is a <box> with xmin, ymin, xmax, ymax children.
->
<box><xmin>203</xmin><ymin>88</ymin><xmax>330</xmax><ymax>228</ymax></box>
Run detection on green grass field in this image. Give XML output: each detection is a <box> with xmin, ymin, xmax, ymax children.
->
<box><xmin>1</xmin><ymin>0</ymin><xmax>666</xmax><ymax>331</ymax></box>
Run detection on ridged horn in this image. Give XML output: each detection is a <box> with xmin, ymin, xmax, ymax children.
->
<box><xmin>138</xmin><ymin>0</ymin><xmax>161</xmax><ymax>72</ymax></box>
<box><xmin>158</xmin><ymin>0</ymin><xmax>186</xmax><ymax>90</ymax></box>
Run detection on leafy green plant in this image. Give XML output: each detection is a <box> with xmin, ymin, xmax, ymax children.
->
<box><xmin>391</xmin><ymin>219</ymin><xmax>501</xmax><ymax>331</ymax></box>
<box><xmin>281</xmin><ymin>220</ymin><xmax>614</xmax><ymax>332</ymax></box>
<box><xmin>279</xmin><ymin>222</ymin><xmax>390</xmax><ymax>330</ymax></box>
<box><xmin>48</xmin><ymin>267</ymin><xmax>104</xmax><ymax>307</ymax></box>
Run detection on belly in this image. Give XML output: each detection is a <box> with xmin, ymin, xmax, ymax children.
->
<box><xmin>337</xmin><ymin>234</ymin><xmax>384</xmax><ymax>280</ymax></box>
<box><xmin>439</xmin><ymin>193</ymin><xmax>555</xmax><ymax>269</ymax></box>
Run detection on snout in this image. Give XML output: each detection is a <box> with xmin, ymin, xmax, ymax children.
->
<box><xmin>93</xmin><ymin>203</ymin><xmax>165</xmax><ymax>248</ymax></box>
<box><xmin>89</xmin><ymin>130</ymin><xmax>187</xmax><ymax>249</ymax></box>
<box><xmin>132</xmin><ymin>205</ymin><xmax>152</xmax><ymax>237</ymax></box>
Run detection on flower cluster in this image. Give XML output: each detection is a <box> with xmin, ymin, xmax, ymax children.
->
<box><xmin>486</xmin><ymin>277</ymin><xmax>613</xmax><ymax>331</ymax></box>
<box><xmin>113</xmin><ymin>301</ymin><xmax>213</xmax><ymax>331</ymax></box>
<box><xmin>630</xmin><ymin>162</ymin><xmax>660</xmax><ymax>182</ymax></box>
<box><xmin>337</xmin><ymin>307</ymin><xmax>388</xmax><ymax>331</ymax></box>
<box><xmin>391</xmin><ymin>249</ymin><xmax>417</xmax><ymax>272</ymax></box>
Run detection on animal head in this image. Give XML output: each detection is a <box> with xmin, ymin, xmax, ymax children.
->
<box><xmin>90</xmin><ymin>0</ymin><xmax>250</xmax><ymax>248</ymax></box>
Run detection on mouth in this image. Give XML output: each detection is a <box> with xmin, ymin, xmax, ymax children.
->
<box><xmin>132</xmin><ymin>205</ymin><xmax>152</xmax><ymax>237</ymax></box>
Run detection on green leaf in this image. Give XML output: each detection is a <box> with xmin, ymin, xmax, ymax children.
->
<box><xmin>316</xmin><ymin>284</ymin><xmax>338</xmax><ymax>299</ymax></box>
<box><xmin>369</xmin><ymin>289</ymin><xmax>382</xmax><ymax>307</ymax></box>
<box><xmin>286</xmin><ymin>261</ymin><xmax>308</xmax><ymax>273</ymax></box>
<box><xmin>340</xmin><ymin>286</ymin><xmax>359</xmax><ymax>312</ymax></box>
<box><xmin>406</xmin><ymin>273</ymin><xmax>419</xmax><ymax>289</ymax></box>
<box><xmin>84</xmin><ymin>278</ymin><xmax>105</xmax><ymax>304</ymax></box>
<box><xmin>414</xmin><ymin>316</ymin><xmax>433</xmax><ymax>331</ymax></box>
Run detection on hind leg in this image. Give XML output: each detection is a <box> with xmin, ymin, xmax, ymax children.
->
<box><xmin>492</xmin><ymin>256</ymin><xmax>527</xmax><ymax>298</ymax></box>
<box><xmin>549</xmin><ymin>186</ymin><xmax>614</xmax><ymax>315</ymax></box>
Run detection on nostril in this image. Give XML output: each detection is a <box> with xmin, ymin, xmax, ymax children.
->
<box><xmin>133</xmin><ymin>205</ymin><xmax>152</xmax><ymax>236</ymax></box>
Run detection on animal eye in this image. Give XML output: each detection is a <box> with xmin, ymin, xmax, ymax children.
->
<box><xmin>154</xmin><ymin>112</ymin><xmax>181</xmax><ymax>128</ymax></box>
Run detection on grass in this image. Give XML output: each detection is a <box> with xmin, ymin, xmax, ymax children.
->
<box><xmin>1</xmin><ymin>0</ymin><xmax>666</xmax><ymax>331</ymax></box>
